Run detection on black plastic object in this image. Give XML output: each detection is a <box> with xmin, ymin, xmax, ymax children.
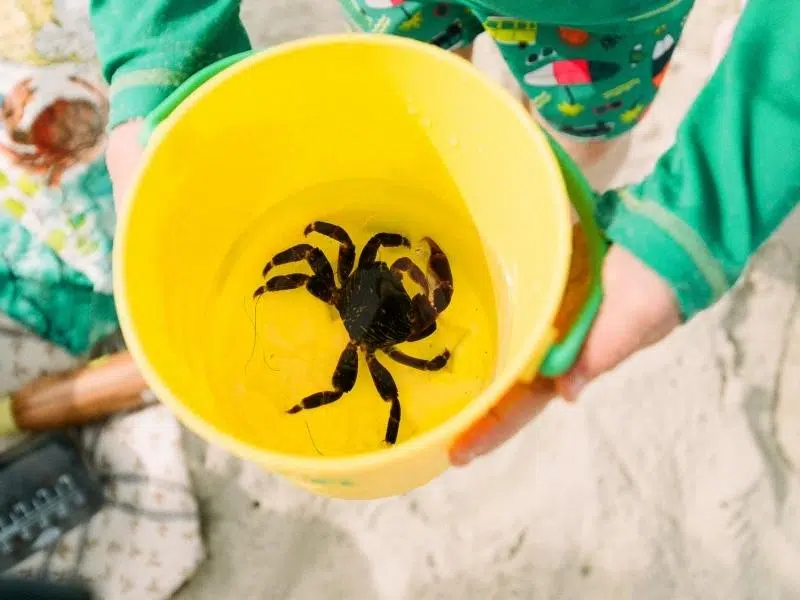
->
<box><xmin>0</xmin><ymin>433</ymin><xmax>104</xmax><ymax>573</ymax></box>
<box><xmin>0</xmin><ymin>576</ymin><xmax>94</xmax><ymax>599</ymax></box>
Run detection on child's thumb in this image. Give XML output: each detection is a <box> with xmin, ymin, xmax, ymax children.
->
<box><xmin>106</xmin><ymin>119</ymin><xmax>144</xmax><ymax>214</ymax></box>
<box><xmin>556</xmin><ymin>245</ymin><xmax>681</xmax><ymax>401</ymax></box>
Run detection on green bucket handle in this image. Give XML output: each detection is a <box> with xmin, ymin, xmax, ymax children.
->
<box><xmin>538</xmin><ymin>134</ymin><xmax>607</xmax><ymax>378</ymax></box>
<box><xmin>137</xmin><ymin>49</ymin><xmax>606</xmax><ymax>378</ymax></box>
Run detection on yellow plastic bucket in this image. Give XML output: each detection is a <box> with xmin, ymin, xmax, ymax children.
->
<box><xmin>114</xmin><ymin>34</ymin><xmax>605</xmax><ymax>499</ymax></box>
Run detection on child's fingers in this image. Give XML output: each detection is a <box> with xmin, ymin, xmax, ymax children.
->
<box><xmin>106</xmin><ymin>119</ymin><xmax>145</xmax><ymax>213</ymax></box>
<box><xmin>557</xmin><ymin>245</ymin><xmax>681</xmax><ymax>401</ymax></box>
<box><xmin>450</xmin><ymin>246</ymin><xmax>680</xmax><ymax>467</ymax></box>
<box><xmin>449</xmin><ymin>379</ymin><xmax>556</xmax><ymax>466</ymax></box>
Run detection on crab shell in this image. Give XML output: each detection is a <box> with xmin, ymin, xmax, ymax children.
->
<box><xmin>23</xmin><ymin>98</ymin><xmax>106</xmax><ymax>155</ymax></box>
<box><xmin>2</xmin><ymin>77</ymin><xmax>108</xmax><ymax>156</ymax></box>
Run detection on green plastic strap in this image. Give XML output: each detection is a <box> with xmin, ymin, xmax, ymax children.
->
<box><xmin>138</xmin><ymin>50</ymin><xmax>255</xmax><ymax>147</ymax></box>
<box><xmin>538</xmin><ymin>135</ymin><xmax>608</xmax><ymax>378</ymax></box>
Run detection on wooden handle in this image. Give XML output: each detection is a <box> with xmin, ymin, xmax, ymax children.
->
<box><xmin>10</xmin><ymin>352</ymin><xmax>149</xmax><ymax>431</ymax></box>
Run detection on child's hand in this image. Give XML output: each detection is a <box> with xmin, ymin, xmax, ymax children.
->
<box><xmin>106</xmin><ymin>119</ymin><xmax>144</xmax><ymax>215</ymax></box>
<box><xmin>450</xmin><ymin>244</ymin><xmax>681</xmax><ymax>466</ymax></box>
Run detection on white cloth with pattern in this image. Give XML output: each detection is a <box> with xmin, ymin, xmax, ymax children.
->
<box><xmin>0</xmin><ymin>316</ymin><xmax>204</xmax><ymax>600</ymax></box>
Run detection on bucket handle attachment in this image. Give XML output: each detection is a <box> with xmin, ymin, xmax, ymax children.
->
<box><xmin>538</xmin><ymin>135</ymin><xmax>607</xmax><ymax>378</ymax></box>
<box><xmin>138</xmin><ymin>51</ymin><xmax>255</xmax><ymax>147</ymax></box>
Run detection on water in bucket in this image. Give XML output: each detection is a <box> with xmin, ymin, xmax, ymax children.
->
<box><xmin>200</xmin><ymin>177</ymin><xmax>499</xmax><ymax>456</ymax></box>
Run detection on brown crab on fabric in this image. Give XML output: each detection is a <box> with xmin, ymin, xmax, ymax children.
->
<box><xmin>0</xmin><ymin>75</ymin><xmax>108</xmax><ymax>187</ymax></box>
<box><xmin>254</xmin><ymin>221</ymin><xmax>454</xmax><ymax>445</ymax></box>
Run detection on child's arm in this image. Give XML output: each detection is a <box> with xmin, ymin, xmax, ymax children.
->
<box><xmin>600</xmin><ymin>0</ymin><xmax>799</xmax><ymax>318</ymax></box>
<box><xmin>90</xmin><ymin>0</ymin><xmax>251</xmax><ymax>129</ymax></box>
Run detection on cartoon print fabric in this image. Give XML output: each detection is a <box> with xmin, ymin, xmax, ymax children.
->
<box><xmin>341</xmin><ymin>0</ymin><xmax>692</xmax><ymax>139</ymax></box>
<box><xmin>0</xmin><ymin>0</ymin><xmax>118</xmax><ymax>354</ymax></box>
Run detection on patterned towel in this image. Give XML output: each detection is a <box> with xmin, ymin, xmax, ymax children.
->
<box><xmin>0</xmin><ymin>213</ymin><xmax>117</xmax><ymax>355</ymax></box>
<box><xmin>0</xmin><ymin>0</ymin><xmax>118</xmax><ymax>355</ymax></box>
<box><xmin>0</xmin><ymin>3</ymin><xmax>206</xmax><ymax>598</ymax></box>
<box><xmin>0</xmin><ymin>317</ymin><xmax>205</xmax><ymax>600</ymax></box>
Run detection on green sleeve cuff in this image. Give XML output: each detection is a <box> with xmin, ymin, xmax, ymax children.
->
<box><xmin>91</xmin><ymin>0</ymin><xmax>251</xmax><ymax>129</ymax></box>
<box><xmin>600</xmin><ymin>187</ymin><xmax>731</xmax><ymax>319</ymax></box>
<box><xmin>107</xmin><ymin>69</ymin><xmax>188</xmax><ymax>128</ymax></box>
<box><xmin>593</xmin><ymin>0</ymin><xmax>800</xmax><ymax>321</ymax></box>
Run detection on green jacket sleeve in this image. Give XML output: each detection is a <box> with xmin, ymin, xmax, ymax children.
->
<box><xmin>90</xmin><ymin>0</ymin><xmax>251</xmax><ymax>128</ymax></box>
<box><xmin>599</xmin><ymin>0</ymin><xmax>800</xmax><ymax>318</ymax></box>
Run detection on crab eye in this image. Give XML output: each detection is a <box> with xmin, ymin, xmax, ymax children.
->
<box><xmin>541</xmin><ymin>47</ymin><xmax>554</xmax><ymax>57</ymax></box>
<box><xmin>526</xmin><ymin>52</ymin><xmax>539</xmax><ymax>65</ymax></box>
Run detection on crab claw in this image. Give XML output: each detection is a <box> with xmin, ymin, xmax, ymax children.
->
<box><xmin>423</xmin><ymin>237</ymin><xmax>453</xmax><ymax>313</ymax></box>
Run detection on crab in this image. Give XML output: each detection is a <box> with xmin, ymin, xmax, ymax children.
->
<box><xmin>0</xmin><ymin>75</ymin><xmax>108</xmax><ymax>187</ymax></box>
<box><xmin>254</xmin><ymin>221</ymin><xmax>454</xmax><ymax>445</ymax></box>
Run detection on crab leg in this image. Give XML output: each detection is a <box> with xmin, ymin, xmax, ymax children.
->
<box><xmin>262</xmin><ymin>244</ymin><xmax>332</xmax><ymax>279</ymax></box>
<box><xmin>255</xmin><ymin>273</ymin><xmax>310</xmax><ymax>294</ymax></box>
<box><xmin>0</xmin><ymin>143</ymin><xmax>48</xmax><ymax>170</ymax></box>
<box><xmin>257</xmin><ymin>244</ymin><xmax>337</xmax><ymax>302</ymax></box>
<box><xmin>68</xmin><ymin>75</ymin><xmax>110</xmax><ymax>114</ymax></box>
<box><xmin>46</xmin><ymin>156</ymin><xmax>76</xmax><ymax>187</ymax></box>
<box><xmin>358</xmin><ymin>233</ymin><xmax>410</xmax><ymax>268</ymax></box>
<box><xmin>304</xmin><ymin>221</ymin><xmax>356</xmax><ymax>284</ymax></box>
<box><xmin>366</xmin><ymin>352</ymin><xmax>402</xmax><ymax>444</ymax></box>
<box><xmin>385</xmin><ymin>348</ymin><xmax>450</xmax><ymax>371</ymax></box>
<box><xmin>287</xmin><ymin>342</ymin><xmax>358</xmax><ymax>413</ymax></box>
